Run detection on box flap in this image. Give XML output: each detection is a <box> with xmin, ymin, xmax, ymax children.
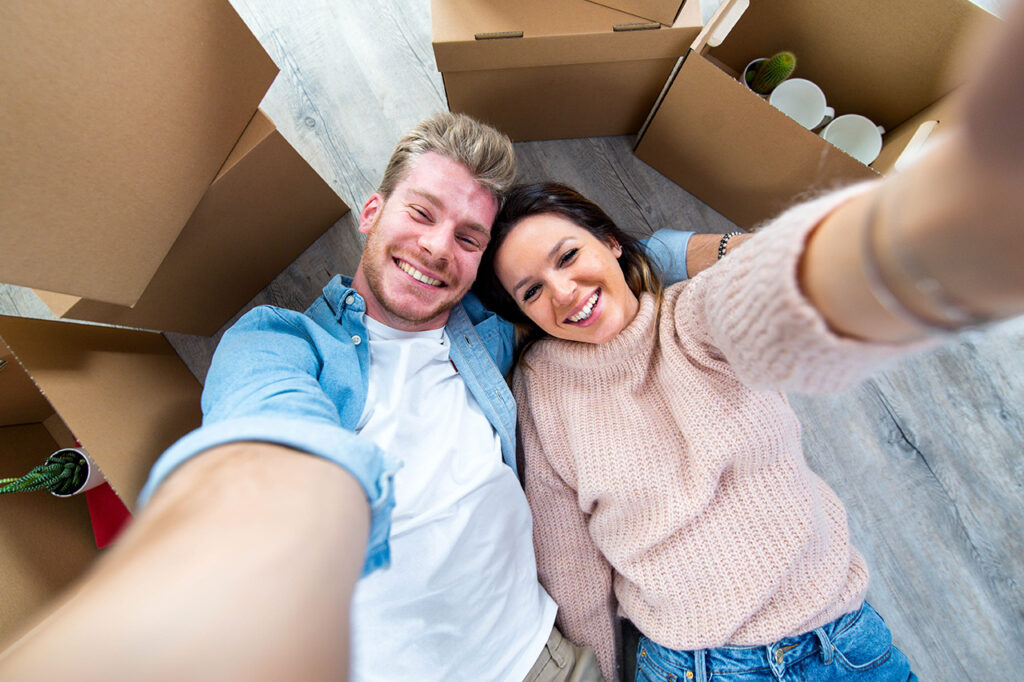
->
<box><xmin>0</xmin><ymin>316</ymin><xmax>202</xmax><ymax>507</ymax></box>
<box><xmin>0</xmin><ymin>0</ymin><xmax>278</xmax><ymax>307</ymax></box>
<box><xmin>690</xmin><ymin>0</ymin><xmax>748</xmax><ymax>52</ymax></box>
<box><xmin>0</xmin><ymin>343</ymin><xmax>55</xmax><ymax>427</ymax></box>
<box><xmin>215</xmin><ymin>109</ymin><xmax>278</xmax><ymax>180</ymax></box>
<box><xmin>0</xmin><ymin>422</ymin><xmax>98</xmax><ymax>645</ymax></box>
<box><xmin>33</xmin><ymin>291</ymin><xmax>81</xmax><ymax>318</ymax></box>
<box><xmin>584</xmin><ymin>0</ymin><xmax>686</xmax><ymax>27</ymax></box>
<box><xmin>432</xmin><ymin>0</ymin><xmax>699</xmax><ymax>71</ymax></box>
<box><xmin>635</xmin><ymin>52</ymin><xmax>876</xmax><ymax>229</ymax></box>
<box><xmin>703</xmin><ymin>0</ymin><xmax>999</xmax><ymax>131</ymax></box>
<box><xmin>34</xmin><ymin>118</ymin><xmax>350</xmax><ymax>336</ymax></box>
<box><xmin>871</xmin><ymin>92</ymin><xmax>963</xmax><ymax>175</ymax></box>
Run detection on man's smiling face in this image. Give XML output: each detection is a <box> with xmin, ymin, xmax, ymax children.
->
<box><xmin>352</xmin><ymin>152</ymin><xmax>499</xmax><ymax>331</ymax></box>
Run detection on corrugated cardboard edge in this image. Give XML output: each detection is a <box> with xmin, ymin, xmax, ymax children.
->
<box><xmin>0</xmin><ymin>340</ymin><xmax>55</xmax><ymax>426</ymax></box>
<box><xmin>0</xmin><ymin>316</ymin><xmax>202</xmax><ymax>507</ymax></box>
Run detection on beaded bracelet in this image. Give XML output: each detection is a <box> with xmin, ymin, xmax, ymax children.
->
<box><xmin>718</xmin><ymin>232</ymin><xmax>743</xmax><ymax>260</ymax></box>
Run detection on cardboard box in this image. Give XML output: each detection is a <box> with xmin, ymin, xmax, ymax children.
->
<box><xmin>34</xmin><ymin>111</ymin><xmax>350</xmax><ymax>336</ymax></box>
<box><xmin>432</xmin><ymin>0</ymin><xmax>703</xmax><ymax>141</ymax></box>
<box><xmin>0</xmin><ymin>0</ymin><xmax>278</xmax><ymax>307</ymax></box>
<box><xmin>585</xmin><ymin>0</ymin><xmax>687</xmax><ymax>27</ymax></box>
<box><xmin>634</xmin><ymin>0</ymin><xmax>999</xmax><ymax>229</ymax></box>
<box><xmin>0</xmin><ymin>315</ymin><xmax>202</xmax><ymax>644</ymax></box>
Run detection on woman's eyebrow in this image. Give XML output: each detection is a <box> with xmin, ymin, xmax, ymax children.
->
<box><xmin>547</xmin><ymin>237</ymin><xmax>572</xmax><ymax>261</ymax></box>
<box><xmin>512</xmin><ymin>237</ymin><xmax>572</xmax><ymax>294</ymax></box>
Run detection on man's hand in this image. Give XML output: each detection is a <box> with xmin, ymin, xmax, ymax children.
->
<box><xmin>0</xmin><ymin>443</ymin><xmax>369</xmax><ymax>681</ymax></box>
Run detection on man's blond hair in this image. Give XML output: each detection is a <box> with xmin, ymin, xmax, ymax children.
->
<box><xmin>378</xmin><ymin>112</ymin><xmax>516</xmax><ymax>202</ymax></box>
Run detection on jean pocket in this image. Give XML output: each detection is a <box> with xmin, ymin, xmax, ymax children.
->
<box><xmin>829</xmin><ymin>603</ymin><xmax>896</xmax><ymax>672</ymax></box>
<box><xmin>636</xmin><ymin>638</ymin><xmax>683</xmax><ymax>682</ymax></box>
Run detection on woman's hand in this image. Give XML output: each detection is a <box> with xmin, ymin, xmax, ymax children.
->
<box><xmin>800</xmin><ymin>1</ymin><xmax>1024</xmax><ymax>343</ymax></box>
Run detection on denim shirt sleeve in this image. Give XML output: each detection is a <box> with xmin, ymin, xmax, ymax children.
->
<box><xmin>644</xmin><ymin>229</ymin><xmax>695</xmax><ymax>284</ymax></box>
<box><xmin>137</xmin><ymin>305</ymin><xmax>399</xmax><ymax>577</ymax></box>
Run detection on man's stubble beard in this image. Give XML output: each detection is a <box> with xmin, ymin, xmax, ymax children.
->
<box><xmin>360</xmin><ymin>217</ymin><xmax>464</xmax><ymax>328</ymax></box>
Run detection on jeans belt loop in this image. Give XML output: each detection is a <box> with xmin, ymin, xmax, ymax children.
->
<box><xmin>814</xmin><ymin>627</ymin><xmax>835</xmax><ymax>664</ymax></box>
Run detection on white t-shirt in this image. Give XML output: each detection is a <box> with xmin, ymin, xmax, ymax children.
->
<box><xmin>349</xmin><ymin>316</ymin><xmax>556</xmax><ymax>682</ymax></box>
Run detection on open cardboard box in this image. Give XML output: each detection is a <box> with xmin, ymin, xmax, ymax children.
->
<box><xmin>634</xmin><ymin>0</ymin><xmax>1000</xmax><ymax>229</ymax></box>
<box><xmin>0</xmin><ymin>0</ymin><xmax>277</xmax><ymax>308</ymax></box>
<box><xmin>0</xmin><ymin>315</ymin><xmax>202</xmax><ymax>645</ymax></box>
<box><xmin>33</xmin><ymin>110</ymin><xmax>350</xmax><ymax>337</ymax></box>
<box><xmin>584</xmin><ymin>0</ymin><xmax>688</xmax><ymax>27</ymax></box>
<box><xmin>432</xmin><ymin>0</ymin><xmax>703</xmax><ymax>141</ymax></box>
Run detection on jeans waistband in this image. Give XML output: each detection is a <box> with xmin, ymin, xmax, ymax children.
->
<box><xmin>640</xmin><ymin>603</ymin><xmax>868</xmax><ymax>679</ymax></box>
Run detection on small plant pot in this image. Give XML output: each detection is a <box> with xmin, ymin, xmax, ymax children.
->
<box><xmin>48</xmin><ymin>447</ymin><xmax>106</xmax><ymax>498</ymax></box>
<box><xmin>743</xmin><ymin>58</ymin><xmax>767</xmax><ymax>96</ymax></box>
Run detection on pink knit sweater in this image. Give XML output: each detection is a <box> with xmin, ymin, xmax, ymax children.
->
<box><xmin>513</xmin><ymin>184</ymin><xmax>922</xmax><ymax>680</ymax></box>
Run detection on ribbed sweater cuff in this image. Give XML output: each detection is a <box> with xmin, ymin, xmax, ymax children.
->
<box><xmin>700</xmin><ymin>181</ymin><xmax>937</xmax><ymax>393</ymax></box>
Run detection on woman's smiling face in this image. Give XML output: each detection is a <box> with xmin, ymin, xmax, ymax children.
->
<box><xmin>493</xmin><ymin>213</ymin><xmax>640</xmax><ymax>345</ymax></box>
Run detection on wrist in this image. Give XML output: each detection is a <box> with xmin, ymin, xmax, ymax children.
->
<box><xmin>872</xmin><ymin>135</ymin><xmax>1024</xmax><ymax>324</ymax></box>
<box><xmin>717</xmin><ymin>232</ymin><xmax>743</xmax><ymax>260</ymax></box>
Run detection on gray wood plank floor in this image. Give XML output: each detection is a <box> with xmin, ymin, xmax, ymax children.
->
<box><xmin>2</xmin><ymin>0</ymin><xmax>1020</xmax><ymax>678</ymax></box>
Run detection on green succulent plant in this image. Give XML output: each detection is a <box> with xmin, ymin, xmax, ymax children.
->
<box><xmin>746</xmin><ymin>51</ymin><xmax>797</xmax><ymax>95</ymax></box>
<box><xmin>0</xmin><ymin>449</ymin><xmax>88</xmax><ymax>495</ymax></box>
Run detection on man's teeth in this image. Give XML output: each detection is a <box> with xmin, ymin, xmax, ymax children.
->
<box><xmin>398</xmin><ymin>261</ymin><xmax>443</xmax><ymax>286</ymax></box>
<box><xmin>569</xmin><ymin>292</ymin><xmax>599</xmax><ymax>322</ymax></box>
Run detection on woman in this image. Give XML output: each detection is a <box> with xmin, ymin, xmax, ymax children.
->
<box><xmin>471</xmin><ymin>7</ymin><xmax>1024</xmax><ymax>680</ymax></box>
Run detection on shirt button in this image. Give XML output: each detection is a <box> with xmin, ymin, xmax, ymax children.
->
<box><xmin>345</xmin><ymin>295</ymin><xmax>355</xmax><ymax>305</ymax></box>
<box><xmin>775</xmin><ymin>649</ymin><xmax>784</xmax><ymax>664</ymax></box>
<box><xmin>351</xmin><ymin>335</ymin><xmax>361</xmax><ymax>346</ymax></box>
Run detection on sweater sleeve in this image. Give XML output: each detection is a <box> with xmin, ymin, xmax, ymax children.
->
<box><xmin>673</xmin><ymin>181</ymin><xmax>937</xmax><ymax>394</ymax></box>
<box><xmin>514</xmin><ymin>371</ymin><xmax>619</xmax><ymax>681</ymax></box>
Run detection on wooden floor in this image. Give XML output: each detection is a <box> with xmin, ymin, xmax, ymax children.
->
<box><xmin>3</xmin><ymin>0</ymin><xmax>1021</xmax><ymax>677</ymax></box>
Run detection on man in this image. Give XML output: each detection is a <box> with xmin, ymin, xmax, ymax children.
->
<box><xmin>0</xmin><ymin>112</ymin><xmax>726</xmax><ymax>681</ymax></box>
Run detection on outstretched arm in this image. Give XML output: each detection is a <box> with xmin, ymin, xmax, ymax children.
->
<box><xmin>0</xmin><ymin>442</ymin><xmax>368</xmax><ymax>681</ymax></box>
<box><xmin>799</xmin><ymin>2</ymin><xmax>1024</xmax><ymax>342</ymax></box>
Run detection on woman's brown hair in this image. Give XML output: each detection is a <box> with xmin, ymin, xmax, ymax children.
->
<box><xmin>472</xmin><ymin>182</ymin><xmax>662</xmax><ymax>346</ymax></box>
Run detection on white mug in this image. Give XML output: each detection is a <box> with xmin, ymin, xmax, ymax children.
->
<box><xmin>819</xmin><ymin>114</ymin><xmax>886</xmax><ymax>165</ymax></box>
<box><xmin>768</xmin><ymin>78</ymin><xmax>834</xmax><ymax>130</ymax></box>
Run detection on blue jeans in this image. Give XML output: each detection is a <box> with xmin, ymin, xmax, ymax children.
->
<box><xmin>635</xmin><ymin>603</ymin><xmax>916</xmax><ymax>681</ymax></box>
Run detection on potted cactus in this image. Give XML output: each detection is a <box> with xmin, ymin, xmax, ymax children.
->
<box><xmin>744</xmin><ymin>51</ymin><xmax>797</xmax><ymax>95</ymax></box>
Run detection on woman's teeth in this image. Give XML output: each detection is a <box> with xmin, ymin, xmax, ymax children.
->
<box><xmin>398</xmin><ymin>260</ymin><xmax>443</xmax><ymax>286</ymax></box>
<box><xmin>569</xmin><ymin>291</ymin><xmax>599</xmax><ymax>322</ymax></box>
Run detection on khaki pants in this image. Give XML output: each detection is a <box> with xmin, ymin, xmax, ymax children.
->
<box><xmin>522</xmin><ymin>624</ymin><xmax>604</xmax><ymax>682</ymax></box>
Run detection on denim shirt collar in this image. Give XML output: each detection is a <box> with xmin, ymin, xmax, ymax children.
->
<box><xmin>323</xmin><ymin>274</ymin><xmax>365</xmax><ymax>319</ymax></box>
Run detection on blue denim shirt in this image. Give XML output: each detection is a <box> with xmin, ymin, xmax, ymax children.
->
<box><xmin>138</xmin><ymin>229</ymin><xmax>694</xmax><ymax>575</ymax></box>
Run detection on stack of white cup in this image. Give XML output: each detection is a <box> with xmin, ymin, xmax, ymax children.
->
<box><xmin>757</xmin><ymin>72</ymin><xmax>885</xmax><ymax>165</ymax></box>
